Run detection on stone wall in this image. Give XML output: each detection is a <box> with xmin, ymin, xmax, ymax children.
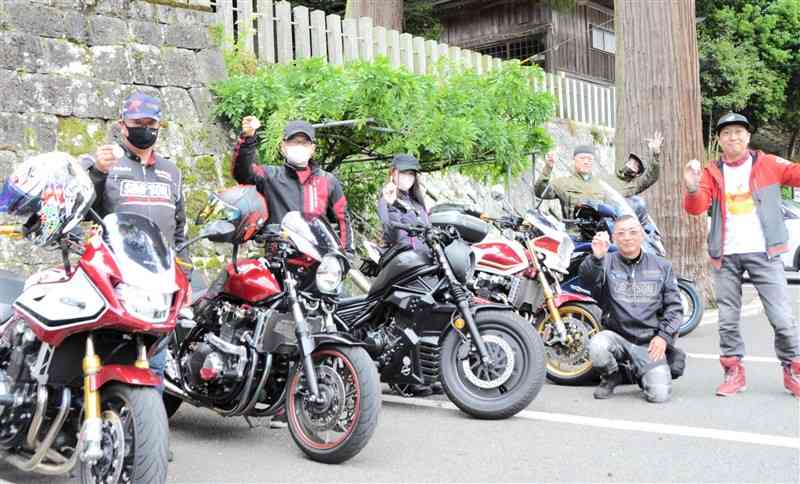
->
<box><xmin>0</xmin><ymin>0</ymin><xmax>230</xmax><ymax>274</ymax></box>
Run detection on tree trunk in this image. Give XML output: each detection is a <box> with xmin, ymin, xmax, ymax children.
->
<box><xmin>614</xmin><ymin>0</ymin><xmax>714</xmax><ymax>301</ymax></box>
<box><xmin>345</xmin><ymin>0</ymin><xmax>404</xmax><ymax>31</ymax></box>
<box><xmin>788</xmin><ymin>126</ymin><xmax>800</xmax><ymax>160</ymax></box>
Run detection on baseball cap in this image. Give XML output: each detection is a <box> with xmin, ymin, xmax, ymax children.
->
<box><xmin>121</xmin><ymin>92</ymin><xmax>161</xmax><ymax>122</ymax></box>
<box><xmin>283</xmin><ymin>120</ymin><xmax>316</xmax><ymax>142</ymax></box>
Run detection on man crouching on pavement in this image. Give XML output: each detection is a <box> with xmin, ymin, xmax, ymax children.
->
<box><xmin>580</xmin><ymin>215</ymin><xmax>685</xmax><ymax>402</ymax></box>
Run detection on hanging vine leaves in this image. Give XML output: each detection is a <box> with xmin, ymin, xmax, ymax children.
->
<box><xmin>211</xmin><ymin>57</ymin><xmax>554</xmax><ymax>220</ymax></box>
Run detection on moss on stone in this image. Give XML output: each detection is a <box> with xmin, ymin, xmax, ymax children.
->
<box><xmin>590</xmin><ymin>126</ymin><xmax>604</xmax><ymax>145</ymax></box>
<box><xmin>209</xmin><ymin>24</ymin><xmax>225</xmax><ymax>48</ymax></box>
<box><xmin>143</xmin><ymin>0</ymin><xmax>212</xmax><ymax>12</ymax></box>
<box><xmin>56</xmin><ymin>118</ymin><xmax>104</xmax><ymax>157</ymax></box>
<box><xmin>23</xmin><ymin>127</ymin><xmax>38</xmax><ymax>150</ymax></box>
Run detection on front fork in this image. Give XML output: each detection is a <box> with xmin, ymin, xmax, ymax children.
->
<box><xmin>285</xmin><ymin>273</ymin><xmax>322</xmax><ymax>401</ymax></box>
<box><xmin>80</xmin><ymin>334</ymin><xmax>149</xmax><ymax>463</ymax></box>
<box><xmin>80</xmin><ymin>335</ymin><xmax>103</xmax><ymax>463</ymax></box>
<box><xmin>432</xmin><ymin>244</ymin><xmax>493</xmax><ymax>365</ymax></box>
<box><xmin>525</xmin><ymin>240</ymin><xmax>571</xmax><ymax>345</ymax></box>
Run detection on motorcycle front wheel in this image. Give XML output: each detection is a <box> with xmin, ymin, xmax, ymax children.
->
<box><xmin>286</xmin><ymin>346</ymin><xmax>380</xmax><ymax>464</ymax></box>
<box><xmin>677</xmin><ymin>280</ymin><xmax>703</xmax><ymax>337</ymax></box>
<box><xmin>80</xmin><ymin>384</ymin><xmax>168</xmax><ymax>484</ymax></box>
<box><xmin>440</xmin><ymin>310</ymin><xmax>545</xmax><ymax>419</ymax></box>
<box><xmin>536</xmin><ymin>302</ymin><xmax>602</xmax><ymax>386</ymax></box>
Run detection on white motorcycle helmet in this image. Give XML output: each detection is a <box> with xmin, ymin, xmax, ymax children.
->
<box><xmin>0</xmin><ymin>152</ymin><xmax>95</xmax><ymax>247</ymax></box>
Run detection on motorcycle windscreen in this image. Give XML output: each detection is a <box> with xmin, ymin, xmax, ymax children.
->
<box><xmin>281</xmin><ymin>211</ymin><xmax>341</xmax><ymax>261</ymax></box>
<box><xmin>104</xmin><ymin>212</ymin><xmax>177</xmax><ymax>292</ymax></box>
<box><xmin>595</xmin><ymin>180</ymin><xmax>638</xmax><ymax>221</ymax></box>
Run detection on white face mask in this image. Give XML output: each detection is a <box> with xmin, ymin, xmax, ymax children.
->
<box><xmin>398</xmin><ymin>172</ymin><xmax>416</xmax><ymax>191</ymax></box>
<box><xmin>284</xmin><ymin>145</ymin><xmax>313</xmax><ymax>168</ymax></box>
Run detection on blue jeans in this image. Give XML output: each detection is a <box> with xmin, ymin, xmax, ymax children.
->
<box><xmin>150</xmin><ymin>346</ymin><xmax>166</xmax><ymax>394</ymax></box>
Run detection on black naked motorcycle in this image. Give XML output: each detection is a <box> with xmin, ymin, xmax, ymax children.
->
<box><xmin>162</xmin><ymin>189</ymin><xmax>380</xmax><ymax>464</ymax></box>
<box><xmin>339</xmin><ymin>209</ymin><xmax>546</xmax><ymax>419</ymax></box>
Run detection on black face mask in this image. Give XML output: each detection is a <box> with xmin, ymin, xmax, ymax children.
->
<box><xmin>126</xmin><ymin>126</ymin><xmax>159</xmax><ymax>149</ymax></box>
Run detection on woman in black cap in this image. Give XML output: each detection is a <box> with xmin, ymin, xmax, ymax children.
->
<box><xmin>377</xmin><ymin>154</ymin><xmax>430</xmax><ymax>252</ymax></box>
<box><xmin>376</xmin><ymin>154</ymin><xmax>439</xmax><ymax>397</ymax></box>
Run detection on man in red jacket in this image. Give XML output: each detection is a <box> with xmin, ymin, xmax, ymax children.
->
<box><xmin>683</xmin><ymin>112</ymin><xmax>800</xmax><ymax>398</ymax></box>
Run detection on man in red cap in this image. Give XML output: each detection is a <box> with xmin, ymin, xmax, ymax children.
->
<box><xmin>683</xmin><ymin>112</ymin><xmax>800</xmax><ymax>398</ymax></box>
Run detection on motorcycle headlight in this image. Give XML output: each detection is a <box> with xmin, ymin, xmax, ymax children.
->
<box><xmin>115</xmin><ymin>283</ymin><xmax>173</xmax><ymax>323</ymax></box>
<box><xmin>316</xmin><ymin>254</ymin><xmax>343</xmax><ymax>294</ymax></box>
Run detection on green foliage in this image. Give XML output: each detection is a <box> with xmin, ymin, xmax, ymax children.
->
<box><xmin>698</xmin><ymin>0</ymin><xmax>800</xmax><ymax>137</ymax></box>
<box><xmin>211</xmin><ymin>57</ymin><xmax>554</xmax><ymax>222</ymax></box>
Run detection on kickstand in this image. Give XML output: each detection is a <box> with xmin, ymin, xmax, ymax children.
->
<box><xmin>243</xmin><ymin>416</ymin><xmax>255</xmax><ymax>429</ymax></box>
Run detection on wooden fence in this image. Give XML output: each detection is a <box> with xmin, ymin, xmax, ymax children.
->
<box><xmin>213</xmin><ymin>0</ymin><xmax>615</xmax><ymax>129</ymax></box>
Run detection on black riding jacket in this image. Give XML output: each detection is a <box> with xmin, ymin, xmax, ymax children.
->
<box><xmin>83</xmin><ymin>145</ymin><xmax>188</xmax><ymax>260</ymax></box>
<box><xmin>579</xmin><ymin>250</ymin><xmax>682</xmax><ymax>345</ymax></box>
<box><xmin>231</xmin><ymin>134</ymin><xmax>354</xmax><ymax>253</ymax></box>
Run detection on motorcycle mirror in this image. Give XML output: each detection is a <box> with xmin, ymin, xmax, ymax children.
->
<box><xmin>202</xmin><ymin>220</ymin><xmax>236</xmax><ymax>242</ymax></box>
<box><xmin>363</xmin><ymin>240</ymin><xmax>382</xmax><ymax>264</ymax></box>
<box><xmin>490</xmin><ymin>184</ymin><xmax>505</xmax><ymax>202</ymax></box>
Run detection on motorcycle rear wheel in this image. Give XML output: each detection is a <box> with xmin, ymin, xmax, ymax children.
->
<box><xmin>677</xmin><ymin>280</ymin><xmax>703</xmax><ymax>337</ymax></box>
<box><xmin>80</xmin><ymin>384</ymin><xmax>168</xmax><ymax>484</ymax></box>
<box><xmin>440</xmin><ymin>310</ymin><xmax>545</xmax><ymax>419</ymax></box>
<box><xmin>286</xmin><ymin>346</ymin><xmax>380</xmax><ymax>464</ymax></box>
<box><xmin>535</xmin><ymin>303</ymin><xmax>602</xmax><ymax>386</ymax></box>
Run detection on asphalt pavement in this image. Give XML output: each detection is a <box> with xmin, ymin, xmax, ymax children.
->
<box><xmin>2</xmin><ymin>282</ymin><xmax>799</xmax><ymax>483</ymax></box>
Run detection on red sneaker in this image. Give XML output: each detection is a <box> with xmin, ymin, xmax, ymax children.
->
<box><xmin>716</xmin><ymin>356</ymin><xmax>746</xmax><ymax>396</ymax></box>
<box><xmin>783</xmin><ymin>359</ymin><xmax>800</xmax><ymax>398</ymax></box>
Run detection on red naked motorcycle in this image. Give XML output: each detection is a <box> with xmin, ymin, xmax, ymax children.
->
<box><xmin>459</xmin><ymin>188</ymin><xmax>603</xmax><ymax>385</ymax></box>
<box><xmin>0</xmin><ymin>153</ymin><xmax>181</xmax><ymax>483</ymax></box>
<box><xmin>162</xmin><ymin>187</ymin><xmax>381</xmax><ymax>464</ymax></box>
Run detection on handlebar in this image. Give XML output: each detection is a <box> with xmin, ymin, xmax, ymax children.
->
<box><xmin>0</xmin><ymin>225</ymin><xmax>23</xmax><ymax>239</ymax></box>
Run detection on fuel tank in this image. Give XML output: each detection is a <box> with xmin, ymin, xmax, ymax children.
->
<box><xmin>223</xmin><ymin>259</ymin><xmax>282</xmax><ymax>303</ymax></box>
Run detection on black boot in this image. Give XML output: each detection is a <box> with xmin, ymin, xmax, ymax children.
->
<box><xmin>593</xmin><ymin>371</ymin><xmax>623</xmax><ymax>399</ymax></box>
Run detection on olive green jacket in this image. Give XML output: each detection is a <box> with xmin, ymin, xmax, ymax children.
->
<box><xmin>534</xmin><ymin>154</ymin><xmax>661</xmax><ymax>219</ymax></box>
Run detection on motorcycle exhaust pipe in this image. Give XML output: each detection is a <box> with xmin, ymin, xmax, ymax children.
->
<box><xmin>164</xmin><ymin>379</ymin><xmax>190</xmax><ymax>400</ymax></box>
<box><xmin>3</xmin><ymin>388</ymin><xmax>70</xmax><ymax>473</ymax></box>
<box><xmin>348</xmin><ymin>268</ymin><xmax>371</xmax><ymax>293</ymax></box>
<box><xmin>164</xmin><ymin>379</ymin><xmax>205</xmax><ymax>409</ymax></box>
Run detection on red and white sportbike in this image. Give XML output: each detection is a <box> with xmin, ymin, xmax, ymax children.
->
<box><xmin>452</xmin><ymin>189</ymin><xmax>603</xmax><ymax>385</ymax></box>
<box><xmin>0</xmin><ymin>153</ymin><xmax>180</xmax><ymax>483</ymax></box>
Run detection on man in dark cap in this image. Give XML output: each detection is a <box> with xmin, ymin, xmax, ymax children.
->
<box><xmin>534</xmin><ymin>133</ymin><xmax>663</xmax><ymax>220</ymax></box>
<box><xmin>87</xmin><ymin>91</ymin><xmax>187</xmax><ymax>462</ymax></box>
<box><xmin>232</xmin><ymin>116</ymin><xmax>353</xmax><ymax>253</ymax></box>
<box><xmin>684</xmin><ymin>112</ymin><xmax>800</xmax><ymax>398</ymax></box>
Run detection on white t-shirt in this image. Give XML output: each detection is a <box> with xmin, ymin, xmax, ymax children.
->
<box><xmin>723</xmin><ymin>156</ymin><xmax>766</xmax><ymax>255</ymax></box>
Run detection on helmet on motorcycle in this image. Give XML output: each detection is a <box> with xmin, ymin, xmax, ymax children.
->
<box><xmin>196</xmin><ymin>185</ymin><xmax>268</xmax><ymax>243</ymax></box>
<box><xmin>0</xmin><ymin>152</ymin><xmax>95</xmax><ymax>247</ymax></box>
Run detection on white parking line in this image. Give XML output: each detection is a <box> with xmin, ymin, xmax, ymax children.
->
<box><xmin>687</xmin><ymin>353</ymin><xmax>780</xmax><ymax>364</ymax></box>
<box><xmin>383</xmin><ymin>395</ymin><xmax>800</xmax><ymax>449</ymax></box>
<box><xmin>698</xmin><ymin>302</ymin><xmax>763</xmax><ymax>327</ymax></box>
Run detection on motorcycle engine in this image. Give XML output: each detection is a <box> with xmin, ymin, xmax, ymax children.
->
<box><xmin>471</xmin><ymin>272</ymin><xmax>516</xmax><ymax>304</ymax></box>
<box><xmin>0</xmin><ymin>320</ymin><xmax>39</xmax><ymax>447</ymax></box>
<box><xmin>180</xmin><ymin>301</ymin><xmax>253</xmax><ymax>399</ymax></box>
